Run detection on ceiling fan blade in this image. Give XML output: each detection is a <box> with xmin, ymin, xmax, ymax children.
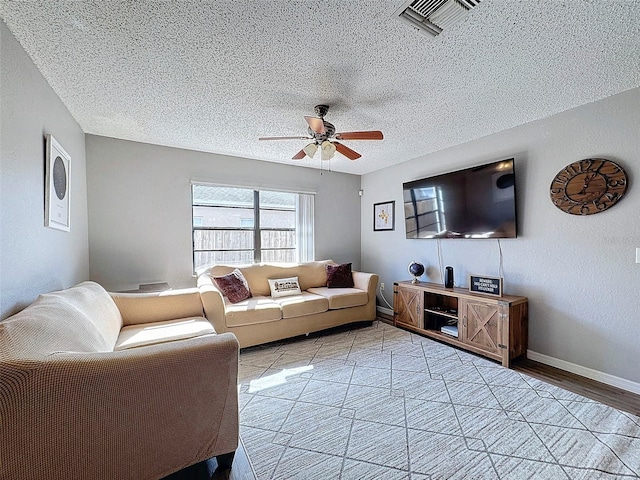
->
<box><xmin>259</xmin><ymin>136</ymin><xmax>311</xmax><ymax>141</ymax></box>
<box><xmin>292</xmin><ymin>149</ymin><xmax>306</xmax><ymax>160</ymax></box>
<box><xmin>333</xmin><ymin>142</ymin><xmax>362</xmax><ymax>161</ymax></box>
<box><xmin>335</xmin><ymin>131</ymin><xmax>384</xmax><ymax>140</ymax></box>
<box><xmin>304</xmin><ymin>116</ymin><xmax>325</xmax><ymax>134</ymax></box>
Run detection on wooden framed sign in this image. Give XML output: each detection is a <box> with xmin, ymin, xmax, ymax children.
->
<box><xmin>469</xmin><ymin>275</ymin><xmax>503</xmax><ymax>297</ymax></box>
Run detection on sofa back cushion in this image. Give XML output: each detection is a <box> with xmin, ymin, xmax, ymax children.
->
<box><xmin>206</xmin><ymin>260</ymin><xmax>334</xmax><ymax>296</ymax></box>
<box><xmin>0</xmin><ymin>281</ymin><xmax>122</xmax><ymax>357</ymax></box>
<box><xmin>295</xmin><ymin>260</ymin><xmax>334</xmax><ymax>290</ymax></box>
<box><xmin>111</xmin><ymin>288</ymin><xmax>205</xmax><ymax>326</ymax></box>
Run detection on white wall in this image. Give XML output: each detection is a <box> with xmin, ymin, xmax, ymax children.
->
<box><xmin>86</xmin><ymin>136</ymin><xmax>362</xmax><ymax>291</ymax></box>
<box><xmin>361</xmin><ymin>87</ymin><xmax>640</xmax><ymax>388</ymax></box>
<box><xmin>0</xmin><ymin>22</ymin><xmax>89</xmax><ymax>319</ymax></box>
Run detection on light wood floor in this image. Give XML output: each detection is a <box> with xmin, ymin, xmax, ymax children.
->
<box><xmin>213</xmin><ymin>318</ymin><xmax>640</xmax><ymax>480</ymax></box>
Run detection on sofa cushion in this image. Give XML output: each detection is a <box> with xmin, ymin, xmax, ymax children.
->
<box><xmin>225</xmin><ymin>296</ymin><xmax>282</xmax><ymax>327</ymax></box>
<box><xmin>306</xmin><ymin>287</ymin><xmax>368</xmax><ymax>310</ymax></box>
<box><xmin>295</xmin><ymin>260</ymin><xmax>334</xmax><ymax>290</ymax></box>
<box><xmin>45</xmin><ymin>281</ymin><xmax>124</xmax><ymax>349</ymax></box>
<box><xmin>213</xmin><ymin>269</ymin><xmax>252</xmax><ymax>303</ymax></box>
<box><xmin>268</xmin><ymin>277</ymin><xmax>302</xmax><ymax>298</ymax></box>
<box><xmin>0</xmin><ymin>282</ymin><xmax>123</xmax><ymax>356</ymax></box>
<box><xmin>114</xmin><ymin>317</ymin><xmax>214</xmax><ymax>351</ymax></box>
<box><xmin>111</xmin><ymin>288</ymin><xmax>204</xmax><ymax>326</ymax></box>
<box><xmin>273</xmin><ymin>291</ymin><xmax>329</xmax><ymax>319</ymax></box>
<box><xmin>326</xmin><ymin>263</ymin><xmax>354</xmax><ymax>288</ymax></box>
<box><xmin>239</xmin><ymin>265</ymin><xmax>288</xmax><ymax>296</ymax></box>
<box><xmin>207</xmin><ymin>260</ymin><xmax>334</xmax><ymax>296</ymax></box>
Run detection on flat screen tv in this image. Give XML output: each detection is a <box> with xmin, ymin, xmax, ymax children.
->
<box><xmin>403</xmin><ymin>158</ymin><xmax>517</xmax><ymax>239</ymax></box>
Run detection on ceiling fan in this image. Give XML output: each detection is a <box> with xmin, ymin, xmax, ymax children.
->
<box><xmin>259</xmin><ymin>105</ymin><xmax>383</xmax><ymax>161</ymax></box>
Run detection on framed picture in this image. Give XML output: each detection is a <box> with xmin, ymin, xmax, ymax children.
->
<box><xmin>45</xmin><ymin>134</ymin><xmax>71</xmax><ymax>231</ymax></box>
<box><xmin>373</xmin><ymin>201</ymin><xmax>395</xmax><ymax>231</ymax></box>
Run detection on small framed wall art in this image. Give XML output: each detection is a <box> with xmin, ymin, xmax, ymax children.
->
<box><xmin>45</xmin><ymin>134</ymin><xmax>71</xmax><ymax>231</ymax></box>
<box><xmin>374</xmin><ymin>201</ymin><xmax>395</xmax><ymax>231</ymax></box>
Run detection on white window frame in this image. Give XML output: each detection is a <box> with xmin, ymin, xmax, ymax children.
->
<box><xmin>191</xmin><ymin>183</ymin><xmax>314</xmax><ymax>272</ymax></box>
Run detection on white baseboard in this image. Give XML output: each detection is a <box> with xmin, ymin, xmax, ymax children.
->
<box><xmin>376</xmin><ymin>306</ymin><xmax>394</xmax><ymax>317</ymax></box>
<box><xmin>527</xmin><ymin>350</ymin><xmax>640</xmax><ymax>395</ymax></box>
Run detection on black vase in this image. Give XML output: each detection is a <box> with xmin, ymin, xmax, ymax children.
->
<box><xmin>445</xmin><ymin>266</ymin><xmax>454</xmax><ymax>288</ymax></box>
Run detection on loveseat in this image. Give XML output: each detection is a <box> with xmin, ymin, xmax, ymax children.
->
<box><xmin>197</xmin><ymin>260</ymin><xmax>379</xmax><ymax>348</ymax></box>
<box><xmin>0</xmin><ymin>281</ymin><xmax>239</xmax><ymax>480</ymax></box>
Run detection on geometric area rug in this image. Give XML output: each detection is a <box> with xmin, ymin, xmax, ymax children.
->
<box><xmin>238</xmin><ymin>321</ymin><xmax>640</xmax><ymax>479</ymax></box>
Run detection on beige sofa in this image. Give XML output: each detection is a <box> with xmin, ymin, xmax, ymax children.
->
<box><xmin>0</xmin><ymin>281</ymin><xmax>239</xmax><ymax>480</ymax></box>
<box><xmin>197</xmin><ymin>260</ymin><xmax>379</xmax><ymax>348</ymax></box>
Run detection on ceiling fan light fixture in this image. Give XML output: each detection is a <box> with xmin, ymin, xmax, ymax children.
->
<box><xmin>321</xmin><ymin>141</ymin><xmax>336</xmax><ymax>160</ymax></box>
<box><xmin>303</xmin><ymin>143</ymin><xmax>318</xmax><ymax>158</ymax></box>
<box><xmin>260</xmin><ymin>105</ymin><xmax>382</xmax><ymax>163</ymax></box>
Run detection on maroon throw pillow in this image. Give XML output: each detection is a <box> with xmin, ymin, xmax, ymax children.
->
<box><xmin>326</xmin><ymin>263</ymin><xmax>354</xmax><ymax>288</ymax></box>
<box><xmin>213</xmin><ymin>269</ymin><xmax>252</xmax><ymax>303</ymax></box>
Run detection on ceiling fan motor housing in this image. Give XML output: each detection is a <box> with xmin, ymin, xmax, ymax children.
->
<box><xmin>314</xmin><ymin>104</ymin><xmax>330</xmax><ymax>117</ymax></box>
<box><xmin>308</xmin><ymin>121</ymin><xmax>336</xmax><ymax>143</ymax></box>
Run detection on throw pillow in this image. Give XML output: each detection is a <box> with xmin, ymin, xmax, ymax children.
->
<box><xmin>326</xmin><ymin>263</ymin><xmax>354</xmax><ymax>288</ymax></box>
<box><xmin>268</xmin><ymin>277</ymin><xmax>302</xmax><ymax>298</ymax></box>
<box><xmin>213</xmin><ymin>269</ymin><xmax>252</xmax><ymax>304</ymax></box>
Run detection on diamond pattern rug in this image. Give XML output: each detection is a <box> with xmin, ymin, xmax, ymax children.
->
<box><xmin>238</xmin><ymin>321</ymin><xmax>640</xmax><ymax>479</ymax></box>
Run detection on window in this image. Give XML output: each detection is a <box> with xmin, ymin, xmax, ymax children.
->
<box><xmin>192</xmin><ymin>184</ymin><xmax>314</xmax><ymax>271</ymax></box>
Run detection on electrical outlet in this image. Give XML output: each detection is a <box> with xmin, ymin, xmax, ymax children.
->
<box><xmin>380</xmin><ymin>282</ymin><xmax>385</xmax><ymax>291</ymax></box>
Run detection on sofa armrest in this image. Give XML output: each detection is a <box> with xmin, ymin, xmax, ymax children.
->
<box><xmin>0</xmin><ymin>333</ymin><xmax>239</xmax><ymax>480</ymax></box>
<box><xmin>353</xmin><ymin>271</ymin><xmax>379</xmax><ymax>296</ymax></box>
<box><xmin>197</xmin><ymin>276</ymin><xmax>228</xmax><ymax>334</ymax></box>
<box><xmin>110</xmin><ymin>288</ymin><xmax>204</xmax><ymax>326</ymax></box>
<box><xmin>353</xmin><ymin>271</ymin><xmax>379</xmax><ymax>319</ymax></box>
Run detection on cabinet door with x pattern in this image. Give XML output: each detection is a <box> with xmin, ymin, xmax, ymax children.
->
<box><xmin>394</xmin><ymin>284</ymin><xmax>423</xmax><ymax>329</ymax></box>
<box><xmin>460</xmin><ymin>299</ymin><xmax>505</xmax><ymax>357</ymax></box>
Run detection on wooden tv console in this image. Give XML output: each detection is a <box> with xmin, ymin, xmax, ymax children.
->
<box><xmin>393</xmin><ymin>281</ymin><xmax>528</xmax><ymax>367</ymax></box>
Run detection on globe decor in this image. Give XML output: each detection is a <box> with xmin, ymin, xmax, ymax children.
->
<box><xmin>408</xmin><ymin>261</ymin><xmax>425</xmax><ymax>284</ymax></box>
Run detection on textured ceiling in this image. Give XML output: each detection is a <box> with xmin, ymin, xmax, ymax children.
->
<box><xmin>1</xmin><ymin>1</ymin><xmax>639</xmax><ymax>175</ymax></box>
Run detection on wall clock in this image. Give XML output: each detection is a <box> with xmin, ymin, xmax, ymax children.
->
<box><xmin>549</xmin><ymin>158</ymin><xmax>627</xmax><ymax>215</ymax></box>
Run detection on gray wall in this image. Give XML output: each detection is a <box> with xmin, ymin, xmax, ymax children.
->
<box><xmin>4</xmin><ymin>16</ymin><xmax>640</xmax><ymax>391</ymax></box>
<box><xmin>86</xmin><ymin>135</ymin><xmax>362</xmax><ymax>291</ymax></box>
<box><xmin>0</xmin><ymin>21</ymin><xmax>89</xmax><ymax>319</ymax></box>
<box><xmin>361</xmin><ymin>87</ymin><xmax>640</xmax><ymax>389</ymax></box>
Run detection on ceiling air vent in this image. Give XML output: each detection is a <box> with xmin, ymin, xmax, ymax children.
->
<box><xmin>394</xmin><ymin>0</ymin><xmax>481</xmax><ymax>37</ymax></box>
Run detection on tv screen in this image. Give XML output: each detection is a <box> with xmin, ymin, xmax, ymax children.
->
<box><xmin>403</xmin><ymin>159</ymin><xmax>517</xmax><ymax>239</ymax></box>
